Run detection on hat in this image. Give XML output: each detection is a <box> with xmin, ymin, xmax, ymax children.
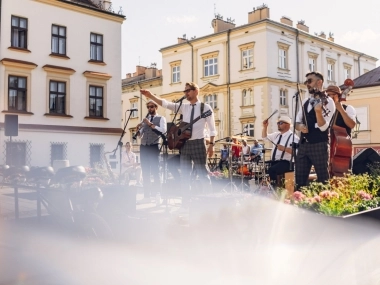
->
<box><xmin>277</xmin><ymin>115</ymin><xmax>291</xmax><ymax>124</ymax></box>
<box><xmin>325</xmin><ymin>85</ymin><xmax>342</xmax><ymax>96</ymax></box>
<box><xmin>146</xmin><ymin>100</ymin><xmax>158</xmax><ymax>107</ymax></box>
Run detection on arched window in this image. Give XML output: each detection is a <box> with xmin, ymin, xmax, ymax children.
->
<box><xmin>280</xmin><ymin>89</ymin><xmax>287</xmax><ymax>106</ymax></box>
<box><xmin>243</xmin><ymin>89</ymin><xmax>253</xmax><ymax>106</ymax></box>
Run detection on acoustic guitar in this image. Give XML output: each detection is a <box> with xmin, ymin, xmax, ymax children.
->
<box><xmin>167</xmin><ymin>110</ymin><xmax>212</xmax><ymax>150</ymax></box>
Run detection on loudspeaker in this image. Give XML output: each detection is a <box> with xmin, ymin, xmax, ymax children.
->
<box><xmin>4</xmin><ymin>114</ymin><xmax>18</xmax><ymax>136</ymax></box>
<box><xmin>352</xmin><ymin>148</ymin><xmax>380</xmax><ymax>175</ymax></box>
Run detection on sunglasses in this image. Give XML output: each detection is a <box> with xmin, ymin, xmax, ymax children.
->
<box><xmin>277</xmin><ymin>121</ymin><xmax>288</xmax><ymax>125</ymax></box>
<box><xmin>183</xmin><ymin>88</ymin><xmax>194</xmax><ymax>93</ymax></box>
<box><xmin>147</xmin><ymin>105</ymin><xmax>156</xmax><ymax>109</ymax></box>
<box><xmin>304</xmin><ymin>78</ymin><xmax>314</xmax><ymax>84</ymax></box>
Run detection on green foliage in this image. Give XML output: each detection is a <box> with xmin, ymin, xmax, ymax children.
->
<box><xmin>286</xmin><ymin>173</ymin><xmax>380</xmax><ymax>216</ymax></box>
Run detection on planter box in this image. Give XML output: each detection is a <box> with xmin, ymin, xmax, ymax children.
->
<box><xmin>339</xmin><ymin>206</ymin><xmax>380</xmax><ymax>221</ymax></box>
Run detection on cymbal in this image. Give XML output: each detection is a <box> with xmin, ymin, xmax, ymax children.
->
<box><xmin>217</xmin><ymin>141</ymin><xmax>241</xmax><ymax>147</ymax></box>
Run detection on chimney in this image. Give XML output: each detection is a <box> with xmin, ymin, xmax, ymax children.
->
<box><xmin>126</xmin><ymin>73</ymin><xmax>131</xmax><ymax>78</ymax></box>
<box><xmin>296</xmin><ymin>20</ymin><xmax>309</xmax><ymax>33</ymax></box>
<box><xmin>156</xmin><ymin>69</ymin><xmax>162</xmax><ymax>77</ymax></box>
<box><xmin>145</xmin><ymin>67</ymin><xmax>157</xmax><ymax>79</ymax></box>
<box><xmin>211</xmin><ymin>15</ymin><xmax>236</xmax><ymax>33</ymax></box>
<box><xmin>319</xmin><ymin>31</ymin><xmax>326</xmax><ymax>39</ymax></box>
<box><xmin>328</xmin><ymin>32</ymin><xmax>334</xmax><ymax>42</ymax></box>
<box><xmin>136</xmin><ymin>65</ymin><xmax>146</xmax><ymax>76</ymax></box>
<box><xmin>248</xmin><ymin>5</ymin><xmax>270</xmax><ymax>24</ymax></box>
<box><xmin>280</xmin><ymin>16</ymin><xmax>293</xmax><ymax>27</ymax></box>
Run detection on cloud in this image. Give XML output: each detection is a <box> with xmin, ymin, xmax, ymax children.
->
<box><xmin>165</xmin><ymin>15</ymin><xmax>198</xmax><ymax>24</ymax></box>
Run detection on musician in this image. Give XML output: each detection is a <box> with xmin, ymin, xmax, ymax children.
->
<box><xmin>231</xmin><ymin>138</ymin><xmax>242</xmax><ymax>161</ymax></box>
<box><xmin>262</xmin><ymin>115</ymin><xmax>299</xmax><ymax>185</ymax></box>
<box><xmin>241</xmin><ymin>139</ymin><xmax>250</xmax><ymax>161</ymax></box>
<box><xmin>140</xmin><ymin>82</ymin><xmax>217</xmax><ymax>209</ymax></box>
<box><xmin>250</xmin><ymin>139</ymin><xmax>263</xmax><ymax>164</ymax></box>
<box><xmin>135</xmin><ymin>100</ymin><xmax>167</xmax><ymax>201</ymax></box>
<box><xmin>122</xmin><ymin>142</ymin><xmax>142</xmax><ymax>186</ymax></box>
<box><xmin>325</xmin><ymin>85</ymin><xmax>356</xmax><ymax>171</ymax></box>
<box><xmin>295</xmin><ymin>71</ymin><xmax>336</xmax><ymax>190</ymax></box>
<box><xmin>218</xmin><ymin>144</ymin><xmax>229</xmax><ymax>171</ymax></box>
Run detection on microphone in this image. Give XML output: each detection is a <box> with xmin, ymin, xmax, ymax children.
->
<box><xmin>127</xmin><ymin>108</ymin><xmax>138</xmax><ymax>111</ymax></box>
<box><xmin>175</xmin><ymin>95</ymin><xmax>186</xmax><ymax>103</ymax></box>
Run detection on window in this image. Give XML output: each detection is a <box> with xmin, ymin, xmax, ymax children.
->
<box><xmin>277</xmin><ymin>42</ymin><xmax>289</xmax><ymax>70</ymax></box>
<box><xmin>327</xmin><ymin>63</ymin><xmax>334</xmax><ymax>81</ymax></box>
<box><xmin>6</xmin><ymin>141</ymin><xmax>27</xmax><ymax>167</ymax></box>
<box><xmin>51</xmin><ymin>25</ymin><xmax>66</xmax><ymax>55</ymax></box>
<box><xmin>11</xmin><ymin>16</ymin><xmax>28</xmax><ymax>49</ymax></box>
<box><xmin>343</xmin><ymin>63</ymin><xmax>352</xmax><ymax>80</ymax></box>
<box><xmin>131</xmin><ymin>102</ymin><xmax>138</xmax><ymax>118</ymax></box>
<box><xmin>50</xmin><ymin>143</ymin><xmax>67</xmax><ymax>166</ymax></box>
<box><xmin>242</xmin><ymin>49</ymin><xmax>253</xmax><ymax>70</ymax></box>
<box><xmin>8</xmin><ymin>76</ymin><xmax>27</xmax><ymax>111</ymax></box>
<box><xmin>90</xmin><ymin>33</ymin><xmax>103</xmax><ymax>61</ymax></box>
<box><xmin>242</xmin><ymin>89</ymin><xmax>253</xmax><ymax>106</ymax></box>
<box><xmin>280</xmin><ymin>89</ymin><xmax>287</xmax><ymax>106</ymax></box>
<box><xmin>90</xmin><ymin>144</ymin><xmax>103</xmax><ymax>168</ymax></box>
<box><xmin>132</xmin><ymin>130</ymin><xmax>137</xmax><ymax>144</ymax></box>
<box><xmin>89</xmin><ymin>86</ymin><xmax>103</xmax><ymax>117</ymax></box>
<box><xmin>243</xmin><ymin>123</ymin><xmax>254</xmax><ymax>137</ymax></box>
<box><xmin>204</xmin><ymin>57</ymin><xmax>218</xmax><ymax>77</ymax></box>
<box><xmin>172</xmin><ymin>66</ymin><xmax>180</xmax><ymax>83</ymax></box>
<box><xmin>309</xmin><ymin>58</ymin><xmax>315</xmax><ymax>72</ymax></box>
<box><xmin>205</xmin><ymin>94</ymin><xmax>217</xmax><ymax>109</ymax></box>
<box><xmin>49</xmin><ymin>81</ymin><xmax>66</xmax><ymax>114</ymax></box>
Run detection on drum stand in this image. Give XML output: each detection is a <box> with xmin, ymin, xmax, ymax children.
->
<box><xmin>253</xmin><ymin>160</ymin><xmax>279</xmax><ymax>199</ymax></box>
<box><xmin>222</xmin><ymin>143</ymin><xmax>239</xmax><ymax>193</ymax></box>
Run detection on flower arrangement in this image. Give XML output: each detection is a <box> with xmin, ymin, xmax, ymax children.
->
<box><xmin>286</xmin><ymin>172</ymin><xmax>380</xmax><ymax>216</ymax></box>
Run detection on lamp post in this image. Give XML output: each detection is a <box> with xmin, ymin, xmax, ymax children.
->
<box><xmin>352</xmin><ymin>117</ymin><xmax>361</xmax><ymax>139</ymax></box>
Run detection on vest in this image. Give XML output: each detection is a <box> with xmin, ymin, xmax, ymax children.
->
<box><xmin>334</xmin><ymin>105</ymin><xmax>352</xmax><ymax>136</ymax></box>
<box><xmin>301</xmin><ymin>99</ymin><xmax>329</xmax><ymax>143</ymax></box>
<box><xmin>141</xmin><ymin>115</ymin><xmax>162</xmax><ymax>145</ymax></box>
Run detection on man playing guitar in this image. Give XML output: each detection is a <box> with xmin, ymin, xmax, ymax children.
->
<box><xmin>141</xmin><ymin>82</ymin><xmax>216</xmax><ymax>211</ymax></box>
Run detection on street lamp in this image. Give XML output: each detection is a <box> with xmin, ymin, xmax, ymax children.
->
<box><xmin>352</xmin><ymin>117</ymin><xmax>361</xmax><ymax>139</ymax></box>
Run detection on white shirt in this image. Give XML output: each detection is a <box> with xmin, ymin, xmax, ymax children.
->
<box><xmin>264</xmin><ymin>130</ymin><xmax>299</xmax><ymax>161</ymax></box>
<box><xmin>341</xmin><ymin>104</ymin><xmax>356</xmax><ymax>121</ymax></box>
<box><xmin>122</xmin><ymin>151</ymin><xmax>136</xmax><ymax>166</ymax></box>
<box><xmin>162</xmin><ymin>99</ymin><xmax>217</xmax><ymax>140</ymax></box>
<box><xmin>296</xmin><ymin>95</ymin><xmax>336</xmax><ymax>131</ymax></box>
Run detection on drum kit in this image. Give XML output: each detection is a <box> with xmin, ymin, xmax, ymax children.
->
<box><xmin>217</xmin><ymin>139</ymin><xmax>273</xmax><ymax>192</ymax></box>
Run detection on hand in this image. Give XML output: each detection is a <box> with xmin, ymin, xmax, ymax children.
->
<box><xmin>300</xmin><ymin>124</ymin><xmax>308</xmax><ymax>133</ymax></box>
<box><xmin>207</xmin><ymin>145</ymin><xmax>214</xmax><ymax>158</ymax></box>
<box><xmin>263</xmin><ymin>119</ymin><xmax>269</xmax><ymax>127</ymax></box>
<box><xmin>277</xmin><ymin>144</ymin><xmax>286</xmax><ymax>152</ymax></box>
<box><xmin>314</xmin><ymin>101</ymin><xmax>323</xmax><ymax>113</ymax></box>
<box><xmin>140</xmin><ymin>89</ymin><xmax>153</xmax><ymax>98</ymax></box>
<box><xmin>143</xmin><ymin>118</ymin><xmax>150</xmax><ymax>125</ymax></box>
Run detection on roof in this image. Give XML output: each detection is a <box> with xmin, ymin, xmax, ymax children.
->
<box><xmin>351</xmin><ymin>66</ymin><xmax>380</xmax><ymax>89</ymax></box>
<box><xmin>59</xmin><ymin>0</ymin><xmax>125</xmax><ymax>18</ymax></box>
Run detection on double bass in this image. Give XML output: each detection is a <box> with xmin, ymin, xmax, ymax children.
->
<box><xmin>329</xmin><ymin>79</ymin><xmax>355</xmax><ymax>177</ymax></box>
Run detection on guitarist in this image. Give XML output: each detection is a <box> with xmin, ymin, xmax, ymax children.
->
<box><xmin>141</xmin><ymin>82</ymin><xmax>217</xmax><ymax>211</ymax></box>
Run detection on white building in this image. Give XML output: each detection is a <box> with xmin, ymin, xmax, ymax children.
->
<box><xmin>157</xmin><ymin>6</ymin><xmax>377</xmax><ymax>144</ymax></box>
<box><xmin>0</xmin><ymin>0</ymin><xmax>125</xmax><ymax>169</ymax></box>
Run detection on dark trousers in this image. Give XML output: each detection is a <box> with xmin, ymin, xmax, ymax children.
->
<box><xmin>268</xmin><ymin>160</ymin><xmax>291</xmax><ymax>183</ymax></box>
<box><xmin>140</xmin><ymin>144</ymin><xmax>160</xmax><ymax>197</ymax></box>
<box><xmin>180</xmin><ymin>139</ymin><xmax>211</xmax><ymax>204</ymax></box>
<box><xmin>295</xmin><ymin>141</ymin><xmax>329</xmax><ymax>190</ymax></box>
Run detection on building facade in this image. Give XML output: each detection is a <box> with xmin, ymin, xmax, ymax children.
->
<box><xmin>0</xmin><ymin>0</ymin><xmax>125</xmax><ymax>169</ymax></box>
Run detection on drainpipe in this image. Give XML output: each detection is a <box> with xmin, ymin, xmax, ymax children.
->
<box><xmin>227</xmin><ymin>29</ymin><xmax>231</xmax><ymax>137</ymax></box>
<box><xmin>295</xmin><ymin>29</ymin><xmax>300</xmax><ymax>83</ymax></box>
<box><xmin>358</xmin><ymin>53</ymin><xmax>364</xmax><ymax>77</ymax></box>
<box><xmin>185</xmin><ymin>40</ymin><xmax>194</xmax><ymax>81</ymax></box>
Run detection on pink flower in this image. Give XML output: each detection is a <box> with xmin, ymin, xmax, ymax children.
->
<box><xmin>292</xmin><ymin>191</ymin><xmax>305</xmax><ymax>201</ymax></box>
<box><xmin>284</xmin><ymin>199</ymin><xmax>291</xmax><ymax>204</ymax></box>
<box><xmin>314</xmin><ymin>195</ymin><xmax>322</xmax><ymax>203</ymax></box>
<box><xmin>357</xmin><ymin>190</ymin><xmax>372</xmax><ymax>200</ymax></box>
<box><xmin>319</xmin><ymin>190</ymin><xmax>332</xmax><ymax>199</ymax></box>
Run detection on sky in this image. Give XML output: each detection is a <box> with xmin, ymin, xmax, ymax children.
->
<box><xmin>112</xmin><ymin>0</ymin><xmax>380</xmax><ymax>77</ymax></box>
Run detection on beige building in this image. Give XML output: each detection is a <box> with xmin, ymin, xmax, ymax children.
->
<box><xmin>122</xmin><ymin>5</ymin><xmax>377</xmax><ymax>155</ymax></box>
<box><xmin>0</xmin><ymin>0</ymin><xmax>125</xmax><ymax>168</ymax></box>
<box><xmin>346</xmin><ymin>66</ymin><xmax>380</xmax><ymax>154</ymax></box>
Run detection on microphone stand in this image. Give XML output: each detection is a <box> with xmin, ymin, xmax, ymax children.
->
<box><xmin>290</xmin><ymin>85</ymin><xmax>302</xmax><ymax>191</ymax></box>
<box><xmin>112</xmin><ymin>110</ymin><xmax>135</xmax><ymax>179</ymax></box>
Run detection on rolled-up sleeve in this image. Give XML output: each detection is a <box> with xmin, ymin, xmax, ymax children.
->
<box><xmin>162</xmin><ymin>99</ymin><xmax>182</xmax><ymax>113</ymax></box>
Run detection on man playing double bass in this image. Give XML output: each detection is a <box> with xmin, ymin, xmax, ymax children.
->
<box><xmin>325</xmin><ymin>85</ymin><xmax>356</xmax><ymax>176</ymax></box>
<box><xmin>295</xmin><ymin>72</ymin><xmax>336</xmax><ymax>190</ymax></box>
